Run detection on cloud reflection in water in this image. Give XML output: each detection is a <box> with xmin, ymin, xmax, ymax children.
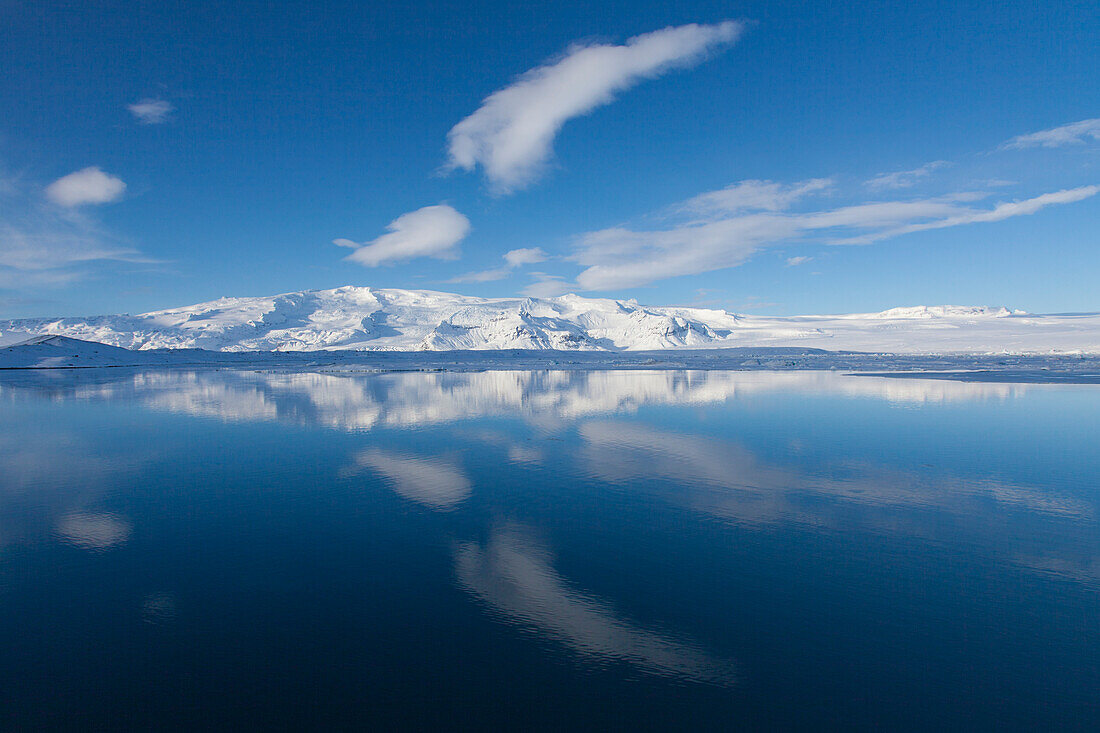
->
<box><xmin>344</xmin><ymin>448</ymin><xmax>472</xmax><ymax>510</ymax></box>
<box><xmin>455</xmin><ymin>525</ymin><xmax>737</xmax><ymax>684</ymax></box>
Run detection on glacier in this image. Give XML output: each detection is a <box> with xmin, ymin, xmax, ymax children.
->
<box><xmin>2</xmin><ymin>285</ymin><xmax>1099</xmax><ymax>354</ymax></box>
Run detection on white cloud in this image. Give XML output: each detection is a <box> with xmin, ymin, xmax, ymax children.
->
<box><xmin>446</xmin><ymin>21</ymin><xmax>744</xmax><ymax>193</ymax></box>
<box><xmin>45</xmin><ymin>167</ymin><xmax>127</xmax><ymax>207</ymax></box>
<box><xmin>785</xmin><ymin>256</ymin><xmax>812</xmax><ymax>266</ymax></box>
<box><xmin>574</xmin><ymin>216</ymin><xmax>796</xmax><ymax>290</ymax></box>
<box><xmin>128</xmin><ymin>98</ymin><xmax>174</xmax><ymax>124</ymax></box>
<box><xmin>865</xmin><ymin>160</ymin><xmax>951</xmax><ymax>190</ymax></box>
<box><xmin>503</xmin><ymin>247</ymin><xmax>548</xmax><ymax>267</ymax></box>
<box><xmin>449</xmin><ymin>247</ymin><xmax>548</xmax><ymax>283</ymax></box>
<box><xmin>835</xmin><ymin>186</ymin><xmax>1100</xmax><ymax>244</ymax></box>
<box><xmin>0</xmin><ymin>223</ymin><xmax>143</xmax><ymax>272</ymax></box>
<box><xmin>1003</xmin><ymin>118</ymin><xmax>1100</xmax><ymax>149</ymax></box>
<box><xmin>569</xmin><ymin>181</ymin><xmax>1100</xmax><ymax>290</ymax></box>
<box><xmin>799</xmin><ymin>198</ymin><xmax>972</xmax><ymax>229</ymax></box>
<box><xmin>521</xmin><ymin>273</ymin><xmax>572</xmax><ymax>298</ymax></box>
<box><xmin>447</xmin><ymin>267</ymin><xmax>512</xmax><ymax>284</ymax></box>
<box><xmin>1</xmin><ymin>168</ymin><xmax>149</xmax><ymax>289</ymax></box>
<box><xmin>338</xmin><ymin>204</ymin><xmax>471</xmax><ymax>267</ymax></box>
<box><xmin>681</xmin><ymin>178</ymin><xmax>831</xmax><ymax>216</ymax></box>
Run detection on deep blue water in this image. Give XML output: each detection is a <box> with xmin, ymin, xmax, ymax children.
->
<box><xmin>1</xmin><ymin>369</ymin><xmax>1099</xmax><ymax>730</ymax></box>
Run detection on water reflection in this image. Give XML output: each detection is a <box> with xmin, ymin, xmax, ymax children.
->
<box><xmin>580</xmin><ymin>421</ymin><xmax>1089</xmax><ymax>521</ymax></box>
<box><xmin>343</xmin><ymin>448</ymin><xmax>472</xmax><ymax>510</ymax></box>
<box><xmin>141</xmin><ymin>592</ymin><xmax>178</xmax><ymax>625</ymax></box>
<box><xmin>0</xmin><ymin>431</ymin><xmax>140</xmax><ymax>551</ymax></box>
<box><xmin>455</xmin><ymin>524</ymin><xmax>736</xmax><ymax>684</ymax></box>
<box><xmin>1</xmin><ymin>366</ymin><xmax>1098</xmax><ymax>704</ymax></box>
<box><xmin>55</xmin><ymin>512</ymin><xmax>131</xmax><ymax>550</ymax></box>
<box><xmin>577</xmin><ymin>420</ymin><xmax>1099</xmax><ymax>584</ymax></box>
<box><xmin>1</xmin><ymin>368</ymin><xmax>1030</xmax><ymax>432</ymax></box>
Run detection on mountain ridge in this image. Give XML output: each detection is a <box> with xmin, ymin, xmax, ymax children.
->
<box><xmin>1</xmin><ymin>285</ymin><xmax>1097</xmax><ymax>354</ymax></box>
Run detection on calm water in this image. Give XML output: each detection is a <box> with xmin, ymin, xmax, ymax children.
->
<box><xmin>2</xmin><ymin>369</ymin><xmax>1099</xmax><ymax>730</ymax></box>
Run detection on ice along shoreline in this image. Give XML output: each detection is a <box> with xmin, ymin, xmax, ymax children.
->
<box><xmin>2</xmin><ymin>336</ymin><xmax>1099</xmax><ymax>383</ymax></box>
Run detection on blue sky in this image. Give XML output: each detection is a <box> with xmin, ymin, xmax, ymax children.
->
<box><xmin>1</xmin><ymin>0</ymin><xmax>1098</xmax><ymax>318</ymax></box>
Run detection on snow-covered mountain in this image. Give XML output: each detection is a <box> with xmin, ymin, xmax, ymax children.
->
<box><xmin>1</xmin><ymin>286</ymin><xmax>1098</xmax><ymax>353</ymax></box>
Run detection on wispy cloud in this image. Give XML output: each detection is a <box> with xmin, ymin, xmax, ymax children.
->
<box><xmin>127</xmin><ymin>98</ymin><xmax>174</xmax><ymax>124</ymax></box>
<box><xmin>1</xmin><ymin>168</ymin><xmax>150</xmax><ymax>290</ymax></box>
<box><xmin>336</xmin><ymin>204</ymin><xmax>471</xmax><ymax>267</ymax></box>
<box><xmin>45</xmin><ymin>167</ymin><xmax>126</xmax><ymax>207</ymax></box>
<box><xmin>1003</xmin><ymin>118</ymin><xmax>1100</xmax><ymax>149</ymax></box>
<box><xmin>865</xmin><ymin>160</ymin><xmax>951</xmax><ymax>190</ymax></box>
<box><xmin>731</xmin><ymin>296</ymin><xmax>780</xmax><ymax>310</ymax></box>
<box><xmin>567</xmin><ymin>182</ymin><xmax>1099</xmax><ymax>290</ymax></box>
<box><xmin>446</xmin><ymin>21</ymin><xmax>744</xmax><ymax>193</ymax></box>
<box><xmin>449</xmin><ymin>247</ymin><xmax>547</xmax><ymax>283</ymax></box>
<box><xmin>834</xmin><ymin>186</ymin><xmax>1100</xmax><ymax>244</ymax></box>
<box><xmin>785</xmin><ymin>255</ymin><xmax>812</xmax><ymax>266</ymax></box>
<box><xmin>680</xmin><ymin>178</ymin><xmax>831</xmax><ymax>216</ymax></box>
<box><xmin>521</xmin><ymin>273</ymin><xmax>572</xmax><ymax>298</ymax></box>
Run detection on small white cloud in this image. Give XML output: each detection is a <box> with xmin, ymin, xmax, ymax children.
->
<box><xmin>449</xmin><ymin>247</ymin><xmax>548</xmax><ymax>283</ymax></box>
<box><xmin>45</xmin><ymin>167</ymin><xmax>127</xmax><ymax>207</ymax></box>
<box><xmin>128</xmin><ymin>98</ymin><xmax>174</xmax><ymax>124</ymax></box>
<box><xmin>503</xmin><ymin>247</ymin><xmax>548</xmax><ymax>267</ymax></box>
<box><xmin>1003</xmin><ymin>118</ymin><xmax>1100</xmax><ymax>149</ymax></box>
<box><xmin>447</xmin><ymin>21</ymin><xmax>744</xmax><ymax>193</ymax></box>
<box><xmin>338</xmin><ymin>204</ymin><xmax>471</xmax><ymax>267</ymax></box>
<box><xmin>865</xmin><ymin>160</ymin><xmax>951</xmax><ymax>190</ymax></box>
<box><xmin>785</xmin><ymin>256</ymin><xmax>812</xmax><ymax>266</ymax></box>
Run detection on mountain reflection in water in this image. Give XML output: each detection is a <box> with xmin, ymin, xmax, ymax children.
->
<box><xmin>1</xmin><ymin>367</ymin><xmax>1098</xmax><ymax>728</ymax></box>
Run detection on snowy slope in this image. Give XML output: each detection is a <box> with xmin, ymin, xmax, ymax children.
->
<box><xmin>0</xmin><ymin>335</ymin><xmax>147</xmax><ymax>369</ymax></box>
<box><xmin>1</xmin><ymin>286</ymin><xmax>1098</xmax><ymax>353</ymax></box>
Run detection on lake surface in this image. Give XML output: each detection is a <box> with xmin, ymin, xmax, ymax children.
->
<box><xmin>2</xmin><ymin>369</ymin><xmax>1099</xmax><ymax>729</ymax></box>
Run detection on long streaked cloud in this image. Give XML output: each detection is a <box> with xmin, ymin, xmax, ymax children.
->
<box><xmin>446</xmin><ymin>21</ymin><xmax>743</xmax><ymax>193</ymax></box>
<box><xmin>128</xmin><ymin>98</ymin><xmax>174</xmax><ymax>124</ymax></box>
<box><xmin>448</xmin><ymin>246</ymin><xmax>547</xmax><ymax>283</ymax></box>
<box><xmin>1003</xmin><ymin>117</ymin><xmax>1100</xmax><ymax>149</ymax></box>
<box><xmin>865</xmin><ymin>160</ymin><xmax>951</xmax><ymax>190</ymax></box>
<box><xmin>565</xmin><ymin>182</ymin><xmax>1099</xmax><ymax>291</ymax></box>
<box><xmin>834</xmin><ymin>186</ymin><xmax>1100</xmax><ymax>244</ymax></box>
<box><xmin>336</xmin><ymin>204</ymin><xmax>471</xmax><ymax>267</ymax></box>
<box><xmin>45</xmin><ymin>167</ymin><xmax>126</xmax><ymax>207</ymax></box>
